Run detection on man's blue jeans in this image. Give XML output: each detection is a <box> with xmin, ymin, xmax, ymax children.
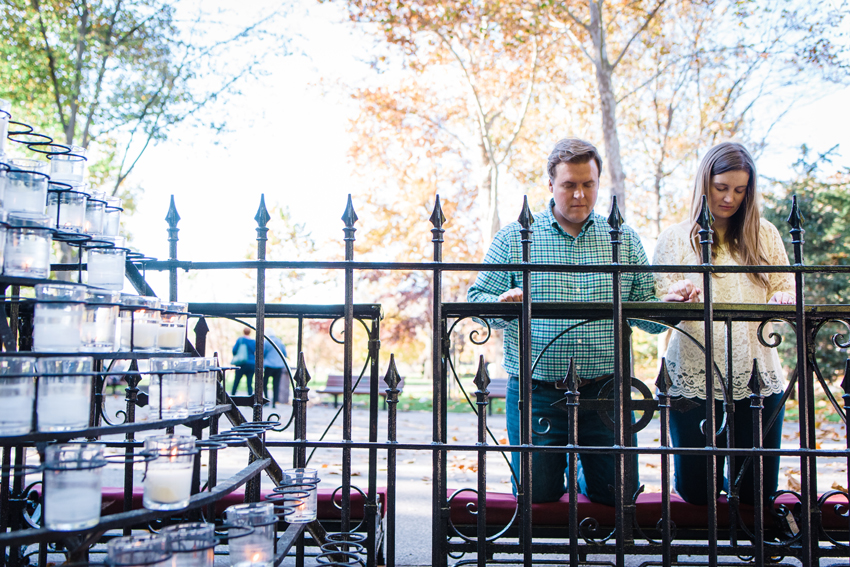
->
<box><xmin>506</xmin><ymin>376</ymin><xmax>639</xmax><ymax>506</ymax></box>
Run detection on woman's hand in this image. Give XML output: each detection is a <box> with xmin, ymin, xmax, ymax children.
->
<box><xmin>767</xmin><ymin>291</ymin><xmax>795</xmax><ymax>305</ymax></box>
<box><xmin>662</xmin><ymin>279</ymin><xmax>701</xmax><ymax>303</ymax></box>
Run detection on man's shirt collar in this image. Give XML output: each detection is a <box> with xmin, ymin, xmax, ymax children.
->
<box><xmin>542</xmin><ymin>198</ymin><xmax>597</xmax><ymax>238</ymax></box>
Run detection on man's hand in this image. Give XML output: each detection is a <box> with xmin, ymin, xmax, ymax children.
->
<box><xmin>767</xmin><ymin>291</ymin><xmax>795</xmax><ymax>305</ymax></box>
<box><xmin>498</xmin><ymin>288</ymin><xmax>523</xmax><ymax>302</ymax></box>
<box><xmin>662</xmin><ymin>279</ymin><xmax>701</xmax><ymax>303</ymax></box>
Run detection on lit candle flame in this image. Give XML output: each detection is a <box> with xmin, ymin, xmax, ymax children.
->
<box><xmin>252</xmin><ymin>553</ymin><xmax>261</xmax><ymax>562</ymax></box>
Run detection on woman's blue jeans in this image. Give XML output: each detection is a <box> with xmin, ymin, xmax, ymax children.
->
<box><xmin>670</xmin><ymin>392</ymin><xmax>785</xmax><ymax>505</ymax></box>
<box><xmin>506</xmin><ymin>376</ymin><xmax>639</xmax><ymax>506</ymax></box>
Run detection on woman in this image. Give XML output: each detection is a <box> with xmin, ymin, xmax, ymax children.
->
<box><xmin>654</xmin><ymin>142</ymin><xmax>794</xmax><ymax>505</ymax></box>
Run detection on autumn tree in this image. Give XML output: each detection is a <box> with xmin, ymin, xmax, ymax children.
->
<box><xmin>340</xmin><ymin>0</ymin><xmax>572</xmax><ymax>242</ymax></box>
<box><xmin>0</xmin><ymin>0</ymin><xmax>285</xmax><ymax>198</ymax></box>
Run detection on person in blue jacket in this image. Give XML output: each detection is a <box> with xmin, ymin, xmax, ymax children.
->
<box><xmin>230</xmin><ymin>327</ymin><xmax>256</xmax><ymax>396</ymax></box>
<box><xmin>263</xmin><ymin>332</ymin><xmax>290</xmax><ymax>407</ymax></box>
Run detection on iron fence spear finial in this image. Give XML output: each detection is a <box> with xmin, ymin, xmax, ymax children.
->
<box><xmin>166</xmin><ymin>195</ymin><xmax>181</xmax><ymax>228</ymax></box>
<box><xmin>518</xmin><ymin>195</ymin><xmax>534</xmax><ymax>229</ymax></box>
<box><xmin>841</xmin><ymin>359</ymin><xmax>850</xmax><ymax>398</ymax></box>
<box><xmin>607</xmin><ymin>195</ymin><xmax>624</xmax><ymax>230</ymax></box>
<box><xmin>697</xmin><ymin>195</ymin><xmax>714</xmax><ymax>265</ymax></box>
<box><xmin>294</xmin><ymin>351</ymin><xmax>312</xmax><ymax>389</ymax></box>
<box><xmin>655</xmin><ymin>358</ymin><xmax>671</xmax><ymax>395</ymax></box>
<box><xmin>473</xmin><ymin>355</ymin><xmax>491</xmax><ymax>393</ymax></box>
<box><xmin>429</xmin><ymin>195</ymin><xmax>446</xmax><ymax>229</ymax></box>
<box><xmin>342</xmin><ymin>193</ymin><xmax>358</xmax><ymax>227</ymax></box>
<box><xmin>384</xmin><ymin>353</ymin><xmax>402</xmax><ymax>391</ymax></box>
<box><xmin>787</xmin><ymin>195</ymin><xmax>805</xmax><ymax>265</ymax></box>
<box><xmin>255</xmin><ymin>194</ymin><xmax>271</xmax><ymax>228</ymax></box>
<box><xmin>748</xmin><ymin>359</ymin><xmax>763</xmax><ymax>396</ymax></box>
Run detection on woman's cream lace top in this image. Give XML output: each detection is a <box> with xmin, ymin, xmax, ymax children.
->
<box><xmin>653</xmin><ymin>219</ymin><xmax>794</xmax><ymax>400</ymax></box>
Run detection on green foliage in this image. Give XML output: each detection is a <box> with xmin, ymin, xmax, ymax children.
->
<box><xmin>762</xmin><ymin>145</ymin><xmax>850</xmax><ymax>380</ymax></box>
<box><xmin>0</xmin><ymin>0</ymin><xmax>285</xmax><ymax>202</ymax></box>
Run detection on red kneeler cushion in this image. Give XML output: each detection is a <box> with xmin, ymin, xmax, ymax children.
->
<box><xmin>100</xmin><ymin>487</ymin><xmax>387</xmax><ymax>520</ymax></box>
<box><xmin>448</xmin><ymin>490</ymin><xmax>848</xmax><ymax>530</ymax></box>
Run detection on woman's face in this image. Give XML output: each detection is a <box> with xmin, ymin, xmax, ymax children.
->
<box><xmin>708</xmin><ymin>169</ymin><xmax>749</xmax><ymax>226</ymax></box>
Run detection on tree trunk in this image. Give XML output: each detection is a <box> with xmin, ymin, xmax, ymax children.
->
<box><xmin>589</xmin><ymin>0</ymin><xmax>627</xmax><ymax>217</ymax></box>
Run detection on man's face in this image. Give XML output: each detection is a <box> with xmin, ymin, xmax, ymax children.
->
<box><xmin>549</xmin><ymin>160</ymin><xmax>599</xmax><ymax>233</ymax></box>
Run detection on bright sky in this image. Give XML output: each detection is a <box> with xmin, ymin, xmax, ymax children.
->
<box><xmin>124</xmin><ymin>0</ymin><xmax>850</xmax><ymax>303</ymax></box>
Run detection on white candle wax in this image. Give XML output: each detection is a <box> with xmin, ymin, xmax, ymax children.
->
<box><xmin>37</xmin><ymin>393</ymin><xmax>90</xmax><ymax>431</ymax></box>
<box><xmin>121</xmin><ymin>318</ymin><xmax>159</xmax><ymax>349</ymax></box>
<box><xmin>144</xmin><ymin>467</ymin><xmax>192</xmax><ymax>504</ymax></box>
<box><xmin>44</xmin><ymin>469</ymin><xmax>102</xmax><ymax>530</ymax></box>
<box><xmin>229</xmin><ymin>541</ymin><xmax>274</xmax><ymax>567</ymax></box>
<box><xmin>88</xmin><ymin>251</ymin><xmax>125</xmax><ymax>290</ymax></box>
<box><xmin>157</xmin><ymin>326</ymin><xmax>185</xmax><ymax>350</ymax></box>
<box><xmin>34</xmin><ymin>307</ymin><xmax>83</xmax><ymax>352</ymax></box>
<box><xmin>0</xmin><ymin>389</ymin><xmax>32</xmax><ymax>435</ymax></box>
<box><xmin>188</xmin><ymin>379</ymin><xmax>204</xmax><ymax>414</ymax></box>
<box><xmin>5</xmin><ymin>179</ymin><xmax>47</xmax><ymax>214</ymax></box>
<box><xmin>5</xmin><ymin>234</ymin><xmax>50</xmax><ymax>277</ymax></box>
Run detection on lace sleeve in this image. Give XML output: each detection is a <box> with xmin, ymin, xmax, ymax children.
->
<box><xmin>762</xmin><ymin>220</ymin><xmax>794</xmax><ymax>297</ymax></box>
<box><xmin>652</xmin><ymin>225</ymin><xmax>689</xmax><ymax>298</ymax></box>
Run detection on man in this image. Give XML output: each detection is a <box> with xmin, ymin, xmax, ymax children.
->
<box><xmin>230</xmin><ymin>327</ymin><xmax>256</xmax><ymax>396</ymax></box>
<box><xmin>262</xmin><ymin>332</ymin><xmax>290</xmax><ymax>407</ymax></box>
<box><xmin>468</xmin><ymin>137</ymin><xmax>667</xmax><ymax>505</ymax></box>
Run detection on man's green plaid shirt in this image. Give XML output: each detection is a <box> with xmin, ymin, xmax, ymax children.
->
<box><xmin>468</xmin><ymin>200</ymin><xmax>662</xmax><ymax>382</ymax></box>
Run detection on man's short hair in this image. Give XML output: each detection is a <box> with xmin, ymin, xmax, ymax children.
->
<box><xmin>546</xmin><ymin>138</ymin><xmax>603</xmax><ymax>182</ymax></box>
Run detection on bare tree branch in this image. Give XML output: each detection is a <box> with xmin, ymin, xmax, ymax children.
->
<box><xmin>611</xmin><ymin>0</ymin><xmax>667</xmax><ymax>70</ymax></box>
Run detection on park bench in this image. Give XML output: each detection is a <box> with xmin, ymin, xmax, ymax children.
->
<box><xmin>317</xmin><ymin>374</ymin><xmax>404</xmax><ymax>409</ymax></box>
<box><xmin>483</xmin><ymin>376</ymin><xmax>508</xmax><ymax>415</ymax></box>
<box><xmin>446</xmin><ymin>489</ymin><xmax>848</xmax><ymax>552</ymax></box>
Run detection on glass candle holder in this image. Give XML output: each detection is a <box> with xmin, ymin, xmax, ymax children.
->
<box><xmin>46</xmin><ymin>189</ymin><xmax>88</xmax><ymax>232</ymax></box>
<box><xmin>0</xmin><ymin>164</ymin><xmax>8</xmax><ymax>211</ymax></box>
<box><xmin>108</xmin><ymin>534</ymin><xmax>172</xmax><ymax>567</ymax></box>
<box><xmin>5</xmin><ymin>159</ymin><xmax>48</xmax><ymax>214</ymax></box>
<box><xmin>0</xmin><ymin>99</ymin><xmax>9</xmax><ymax>158</ymax></box>
<box><xmin>201</xmin><ymin>357</ymin><xmax>218</xmax><ymax>411</ymax></box>
<box><xmin>120</xmin><ymin>295</ymin><xmax>161</xmax><ymax>351</ymax></box>
<box><xmin>4</xmin><ymin>213</ymin><xmax>52</xmax><ymax>278</ymax></box>
<box><xmin>87</xmin><ymin>235</ymin><xmax>126</xmax><ymax>291</ymax></box>
<box><xmin>48</xmin><ymin>147</ymin><xmax>86</xmax><ymax>186</ymax></box>
<box><xmin>161</xmin><ymin>523</ymin><xmax>216</xmax><ymax>567</ymax></box>
<box><xmin>82</xmin><ymin>289</ymin><xmax>120</xmax><ymax>352</ymax></box>
<box><xmin>143</xmin><ymin>435</ymin><xmax>195</xmax><ymax>511</ymax></box>
<box><xmin>178</xmin><ymin>358</ymin><xmax>204</xmax><ymax>416</ymax></box>
<box><xmin>149</xmin><ymin>359</ymin><xmax>190</xmax><ymax>419</ymax></box>
<box><xmin>33</xmin><ymin>283</ymin><xmax>86</xmax><ymax>352</ymax></box>
<box><xmin>225</xmin><ymin>502</ymin><xmax>276</xmax><ymax>567</ymax></box>
<box><xmin>84</xmin><ymin>191</ymin><xmax>106</xmax><ymax>235</ymax></box>
<box><xmin>104</xmin><ymin>196</ymin><xmax>122</xmax><ymax>237</ymax></box>
<box><xmin>42</xmin><ymin>443</ymin><xmax>105</xmax><ymax>531</ymax></box>
<box><xmin>36</xmin><ymin>356</ymin><xmax>93</xmax><ymax>432</ymax></box>
<box><xmin>0</xmin><ymin>209</ymin><xmax>8</xmax><ymax>272</ymax></box>
<box><xmin>281</xmin><ymin>468</ymin><xmax>319</xmax><ymax>523</ymax></box>
<box><xmin>158</xmin><ymin>302</ymin><xmax>188</xmax><ymax>352</ymax></box>
<box><xmin>0</xmin><ymin>357</ymin><xmax>36</xmax><ymax>436</ymax></box>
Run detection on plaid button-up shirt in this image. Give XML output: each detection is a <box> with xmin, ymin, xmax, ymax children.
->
<box><xmin>467</xmin><ymin>200</ymin><xmax>661</xmax><ymax>382</ymax></box>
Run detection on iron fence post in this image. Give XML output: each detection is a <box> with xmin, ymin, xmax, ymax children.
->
<box><xmin>341</xmin><ymin>195</ymin><xmax>358</xmax><ymax>534</ymax></box>
<box><xmin>607</xmin><ymin>197</ymin><xmax>627</xmax><ymax>565</ymax></box>
<box><xmin>166</xmin><ymin>195</ymin><xmax>180</xmax><ymax>302</ymax></box>
<box><xmin>517</xmin><ymin>197</ymin><xmax>534</xmax><ymax>566</ymax></box>
<box><xmin>749</xmin><ymin>360</ymin><xmax>765</xmax><ymax>565</ymax></box>
<box><xmin>788</xmin><ymin>196</ymin><xmax>817</xmax><ymax>565</ymax></box>
<box><xmin>429</xmin><ymin>196</ymin><xmax>448</xmax><ymax>567</ymax></box>
<box><xmin>473</xmin><ymin>356</ymin><xmax>490</xmax><ymax>567</ymax></box>
<box><xmin>697</xmin><ymin>196</ymin><xmax>719</xmax><ymax>567</ymax></box>
<box><xmin>384</xmin><ymin>355</ymin><xmax>402</xmax><ymax>567</ymax></box>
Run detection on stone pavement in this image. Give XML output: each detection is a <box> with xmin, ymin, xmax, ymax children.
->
<box><xmin>86</xmin><ymin>395</ymin><xmax>846</xmax><ymax>566</ymax></box>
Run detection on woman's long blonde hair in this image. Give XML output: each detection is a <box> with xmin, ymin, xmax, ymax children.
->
<box><xmin>689</xmin><ymin>142</ymin><xmax>769</xmax><ymax>287</ymax></box>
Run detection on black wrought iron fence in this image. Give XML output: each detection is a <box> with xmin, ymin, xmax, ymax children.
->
<box><xmin>0</xmin><ymin>114</ymin><xmax>848</xmax><ymax>567</ymax></box>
